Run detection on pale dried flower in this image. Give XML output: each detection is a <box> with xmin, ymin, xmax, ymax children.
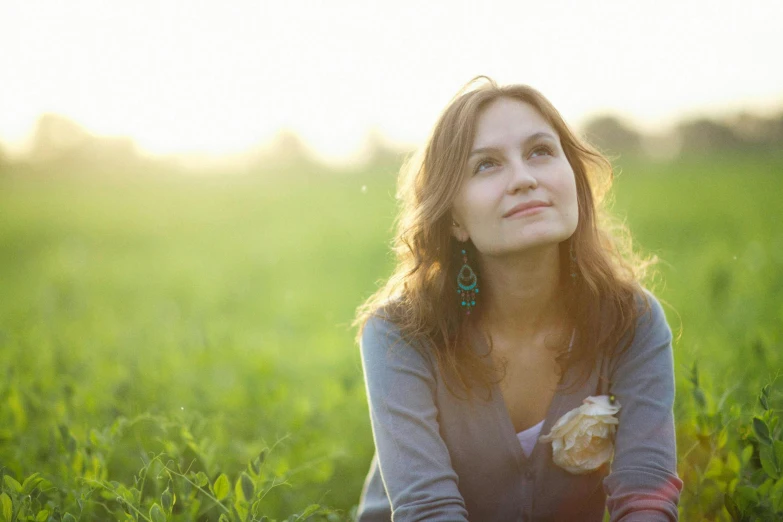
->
<box><xmin>539</xmin><ymin>395</ymin><xmax>621</xmax><ymax>474</ymax></box>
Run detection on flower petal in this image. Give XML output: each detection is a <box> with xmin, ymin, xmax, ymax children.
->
<box><xmin>539</xmin><ymin>395</ymin><xmax>621</xmax><ymax>474</ymax></box>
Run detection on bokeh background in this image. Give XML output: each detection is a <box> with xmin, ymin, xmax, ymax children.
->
<box><xmin>1</xmin><ymin>1</ymin><xmax>782</xmax><ymax>521</ymax></box>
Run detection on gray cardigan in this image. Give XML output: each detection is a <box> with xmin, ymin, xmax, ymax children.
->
<box><xmin>356</xmin><ymin>290</ymin><xmax>682</xmax><ymax>521</ymax></box>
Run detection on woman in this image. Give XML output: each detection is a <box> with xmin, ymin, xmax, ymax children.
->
<box><xmin>354</xmin><ymin>76</ymin><xmax>682</xmax><ymax>521</ymax></box>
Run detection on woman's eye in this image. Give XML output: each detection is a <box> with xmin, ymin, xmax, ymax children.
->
<box><xmin>474</xmin><ymin>159</ymin><xmax>496</xmax><ymax>174</ymax></box>
<box><xmin>530</xmin><ymin>145</ymin><xmax>554</xmax><ymax>158</ymax></box>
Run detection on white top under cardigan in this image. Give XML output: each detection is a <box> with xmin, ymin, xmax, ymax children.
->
<box><xmin>517</xmin><ymin>419</ymin><xmax>546</xmax><ymax>457</ymax></box>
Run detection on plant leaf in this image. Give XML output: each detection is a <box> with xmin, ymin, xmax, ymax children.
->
<box><xmin>1</xmin><ymin>492</ymin><xmax>12</xmax><ymax>522</ymax></box>
<box><xmin>233</xmin><ymin>498</ymin><xmax>248</xmax><ymax>522</ymax></box>
<box><xmin>194</xmin><ymin>472</ymin><xmax>208</xmax><ymax>488</ymax></box>
<box><xmin>753</xmin><ymin>417</ymin><xmax>772</xmax><ymax>446</ymax></box>
<box><xmin>734</xmin><ymin>485</ymin><xmax>759</xmax><ymax>511</ymax></box>
<box><xmin>759</xmin><ymin>445</ymin><xmax>780</xmax><ymax>480</ymax></box>
<box><xmin>161</xmin><ymin>487</ymin><xmax>173</xmax><ymax>513</ymax></box>
<box><xmin>149</xmin><ymin>503</ymin><xmax>166</xmax><ymax>522</ymax></box>
<box><xmin>724</xmin><ymin>493</ymin><xmax>742</xmax><ymax>521</ymax></box>
<box><xmin>21</xmin><ymin>473</ymin><xmax>43</xmax><ymax>495</ymax></box>
<box><xmin>212</xmin><ymin>473</ymin><xmax>230</xmax><ymax>501</ymax></box>
<box><xmin>2</xmin><ymin>476</ymin><xmax>21</xmax><ymax>494</ymax></box>
<box><xmin>240</xmin><ymin>473</ymin><xmax>254</xmax><ymax>501</ymax></box>
<box><xmin>772</xmin><ymin>476</ymin><xmax>783</xmax><ymax>512</ymax></box>
<box><xmin>251</xmin><ymin>450</ymin><xmax>267</xmax><ymax>475</ymax></box>
<box><xmin>717</xmin><ymin>427</ymin><xmax>728</xmax><ymax>449</ymax></box>
<box><xmin>741</xmin><ymin>444</ymin><xmax>754</xmax><ymax>465</ymax></box>
<box><xmin>775</xmin><ymin>441</ymin><xmax>783</xmax><ymax>465</ymax></box>
<box><xmin>726</xmin><ymin>451</ymin><xmax>741</xmax><ymax>474</ymax></box>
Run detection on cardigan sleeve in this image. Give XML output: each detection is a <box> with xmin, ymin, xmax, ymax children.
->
<box><xmin>359</xmin><ymin>315</ymin><xmax>469</xmax><ymax>522</ymax></box>
<box><xmin>603</xmin><ymin>290</ymin><xmax>684</xmax><ymax>521</ymax></box>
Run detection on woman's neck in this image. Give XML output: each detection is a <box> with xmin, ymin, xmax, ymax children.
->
<box><xmin>477</xmin><ymin>244</ymin><xmax>567</xmax><ymax>344</ymax></box>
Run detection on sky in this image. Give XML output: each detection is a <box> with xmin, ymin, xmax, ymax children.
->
<box><xmin>1</xmin><ymin>0</ymin><xmax>782</xmax><ymax>163</ymax></box>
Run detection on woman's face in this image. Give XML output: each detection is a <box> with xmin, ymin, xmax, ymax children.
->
<box><xmin>451</xmin><ymin>97</ymin><xmax>579</xmax><ymax>257</ymax></box>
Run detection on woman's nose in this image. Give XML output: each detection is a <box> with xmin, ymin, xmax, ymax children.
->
<box><xmin>505</xmin><ymin>158</ymin><xmax>538</xmax><ymax>193</ymax></box>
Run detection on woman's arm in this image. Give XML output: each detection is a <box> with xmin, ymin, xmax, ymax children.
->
<box><xmin>359</xmin><ymin>315</ymin><xmax>470</xmax><ymax>521</ymax></box>
<box><xmin>603</xmin><ymin>290</ymin><xmax>684</xmax><ymax>521</ymax></box>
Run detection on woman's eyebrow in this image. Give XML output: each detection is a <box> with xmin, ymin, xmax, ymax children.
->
<box><xmin>469</xmin><ymin>131</ymin><xmax>557</xmax><ymax>158</ymax></box>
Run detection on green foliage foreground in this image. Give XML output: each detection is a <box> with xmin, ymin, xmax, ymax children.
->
<box><xmin>0</xmin><ymin>154</ymin><xmax>782</xmax><ymax>521</ymax></box>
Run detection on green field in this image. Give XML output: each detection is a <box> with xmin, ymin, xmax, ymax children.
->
<box><xmin>1</xmin><ymin>153</ymin><xmax>782</xmax><ymax>521</ymax></box>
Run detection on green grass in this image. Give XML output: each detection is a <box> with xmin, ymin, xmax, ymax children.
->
<box><xmin>611</xmin><ymin>154</ymin><xmax>783</xmax><ymax>385</ymax></box>
<box><xmin>0</xmin><ymin>153</ymin><xmax>781</xmax><ymax>520</ymax></box>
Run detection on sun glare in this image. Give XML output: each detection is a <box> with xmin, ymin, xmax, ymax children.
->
<box><xmin>0</xmin><ymin>0</ymin><xmax>781</xmax><ymax>163</ymax></box>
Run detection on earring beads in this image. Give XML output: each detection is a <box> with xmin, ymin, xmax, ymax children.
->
<box><xmin>456</xmin><ymin>248</ymin><xmax>479</xmax><ymax>315</ymax></box>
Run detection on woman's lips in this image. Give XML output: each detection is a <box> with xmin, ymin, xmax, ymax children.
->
<box><xmin>504</xmin><ymin>202</ymin><xmax>551</xmax><ymax>218</ymax></box>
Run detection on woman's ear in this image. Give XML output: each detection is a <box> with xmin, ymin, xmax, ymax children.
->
<box><xmin>451</xmin><ymin>218</ymin><xmax>469</xmax><ymax>242</ymax></box>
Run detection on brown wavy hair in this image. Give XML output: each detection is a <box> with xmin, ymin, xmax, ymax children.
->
<box><xmin>354</xmin><ymin>76</ymin><xmax>657</xmax><ymax>399</ymax></box>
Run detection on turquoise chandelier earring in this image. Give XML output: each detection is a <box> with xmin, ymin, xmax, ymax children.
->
<box><xmin>457</xmin><ymin>247</ymin><xmax>479</xmax><ymax>315</ymax></box>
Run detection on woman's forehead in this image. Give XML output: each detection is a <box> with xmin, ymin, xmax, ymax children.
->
<box><xmin>472</xmin><ymin>97</ymin><xmax>557</xmax><ymax>148</ymax></box>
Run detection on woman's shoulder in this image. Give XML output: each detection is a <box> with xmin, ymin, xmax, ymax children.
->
<box><xmin>632</xmin><ymin>287</ymin><xmax>672</xmax><ymax>337</ymax></box>
<box><xmin>360</xmin><ymin>299</ymin><xmax>405</xmax><ymax>341</ymax></box>
<box><xmin>607</xmin><ymin>287</ymin><xmax>674</xmax><ymax>375</ymax></box>
<box><xmin>359</xmin><ymin>303</ymin><xmax>438</xmax><ymax>372</ymax></box>
<box><xmin>361</xmin><ymin>309</ymin><xmax>404</xmax><ymax>350</ymax></box>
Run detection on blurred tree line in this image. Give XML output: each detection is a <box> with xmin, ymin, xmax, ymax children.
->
<box><xmin>0</xmin><ymin>108</ymin><xmax>781</xmax><ymax>176</ymax></box>
<box><xmin>0</xmin><ymin>114</ymin><xmax>152</xmax><ymax>177</ymax></box>
<box><xmin>583</xmin><ymin>111</ymin><xmax>783</xmax><ymax>159</ymax></box>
